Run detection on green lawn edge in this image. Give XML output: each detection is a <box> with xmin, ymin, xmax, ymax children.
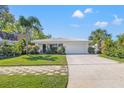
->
<box><xmin>99</xmin><ymin>54</ymin><xmax>124</xmax><ymax>63</ymax></box>
<box><xmin>0</xmin><ymin>74</ymin><xmax>68</xmax><ymax>88</ymax></box>
<box><xmin>0</xmin><ymin>54</ymin><xmax>67</xmax><ymax>66</ymax></box>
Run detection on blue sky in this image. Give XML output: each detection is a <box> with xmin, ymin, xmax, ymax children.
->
<box><xmin>9</xmin><ymin>5</ymin><xmax>124</xmax><ymax>40</ymax></box>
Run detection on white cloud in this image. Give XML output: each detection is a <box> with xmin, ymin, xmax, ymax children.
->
<box><xmin>112</xmin><ymin>15</ymin><xmax>123</xmax><ymax>25</ymax></box>
<box><xmin>72</xmin><ymin>10</ymin><xmax>84</xmax><ymax>18</ymax></box>
<box><xmin>72</xmin><ymin>8</ymin><xmax>93</xmax><ymax>19</ymax></box>
<box><xmin>70</xmin><ymin>24</ymin><xmax>80</xmax><ymax>28</ymax></box>
<box><xmin>94</xmin><ymin>21</ymin><xmax>109</xmax><ymax>27</ymax></box>
<box><xmin>94</xmin><ymin>15</ymin><xmax>123</xmax><ymax>28</ymax></box>
<box><xmin>84</xmin><ymin>8</ymin><xmax>93</xmax><ymax>14</ymax></box>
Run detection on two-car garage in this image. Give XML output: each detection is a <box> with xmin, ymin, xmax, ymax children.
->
<box><xmin>63</xmin><ymin>41</ymin><xmax>89</xmax><ymax>54</ymax></box>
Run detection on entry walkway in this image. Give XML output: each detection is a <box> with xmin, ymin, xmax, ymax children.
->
<box><xmin>0</xmin><ymin>66</ymin><xmax>67</xmax><ymax>76</ymax></box>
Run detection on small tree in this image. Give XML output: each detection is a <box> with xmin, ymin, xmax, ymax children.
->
<box><xmin>19</xmin><ymin>16</ymin><xmax>41</xmax><ymax>54</ymax></box>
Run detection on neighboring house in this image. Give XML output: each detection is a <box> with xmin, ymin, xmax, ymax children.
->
<box><xmin>32</xmin><ymin>38</ymin><xmax>89</xmax><ymax>54</ymax></box>
<box><xmin>0</xmin><ymin>37</ymin><xmax>17</xmax><ymax>44</ymax></box>
<box><xmin>0</xmin><ymin>31</ymin><xmax>17</xmax><ymax>41</ymax></box>
<box><xmin>0</xmin><ymin>31</ymin><xmax>26</xmax><ymax>41</ymax></box>
<box><xmin>0</xmin><ymin>32</ymin><xmax>25</xmax><ymax>45</ymax></box>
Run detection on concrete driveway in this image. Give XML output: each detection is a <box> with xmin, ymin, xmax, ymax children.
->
<box><xmin>67</xmin><ymin>55</ymin><xmax>124</xmax><ymax>88</ymax></box>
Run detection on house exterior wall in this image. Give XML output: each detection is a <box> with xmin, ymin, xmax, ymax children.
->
<box><xmin>32</xmin><ymin>40</ymin><xmax>89</xmax><ymax>54</ymax></box>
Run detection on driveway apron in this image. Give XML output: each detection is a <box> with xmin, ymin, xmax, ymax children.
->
<box><xmin>67</xmin><ymin>55</ymin><xmax>124</xmax><ymax>88</ymax></box>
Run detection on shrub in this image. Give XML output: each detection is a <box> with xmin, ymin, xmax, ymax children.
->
<box><xmin>102</xmin><ymin>45</ymin><xmax>124</xmax><ymax>58</ymax></box>
<box><xmin>13</xmin><ymin>42</ymin><xmax>22</xmax><ymax>56</ymax></box>
<box><xmin>0</xmin><ymin>41</ymin><xmax>13</xmax><ymax>57</ymax></box>
<box><xmin>46</xmin><ymin>47</ymin><xmax>57</xmax><ymax>54</ymax></box>
<box><xmin>28</xmin><ymin>45</ymin><xmax>39</xmax><ymax>54</ymax></box>
<box><xmin>88</xmin><ymin>47</ymin><xmax>95</xmax><ymax>54</ymax></box>
<box><xmin>57</xmin><ymin>46</ymin><xmax>65</xmax><ymax>54</ymax></box>
<box><xmin>104</xmin><ymin>47</ymin><xmax>116</xmax><ymax>57</ymax></box>
<box><xmin>116</xmin><ymin>48</ymin><xmax>124</xmax><ymax>58</ymax></box>
<box><xmin>18</xmin><ymin>39</ymin><xmax>26</xmax><ymax>54</ymax></box>
<box><xmin>0</xmin><ymin>40</ymin><xmax>24</xmax><ymax>58</ymax></box>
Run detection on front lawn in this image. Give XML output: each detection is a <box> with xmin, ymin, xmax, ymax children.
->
<box><xmin>0</xmin><ymin>54</ymin><xmax>67</xmax><ymax>66</ymax></box>
<box><xmin>100</xmin><ymin>54</ymin><xmax>124</xmax><ymax>63</ymax></box>
<box><xmin>0</xmin><ymin>75</ymin><xmax>68</xmax><ymax>88</ymax></box>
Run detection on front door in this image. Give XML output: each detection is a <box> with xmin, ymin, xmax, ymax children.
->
<box><xmin>43</xmin><ymin>44</ymin><xmax>46</xmax><ymax>53</ymax></box>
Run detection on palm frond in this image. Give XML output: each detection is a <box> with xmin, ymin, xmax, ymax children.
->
<box><xmin>28</xmin><ymin>16</ymin><xmax>41</xmax><ymax>26</ymax></box>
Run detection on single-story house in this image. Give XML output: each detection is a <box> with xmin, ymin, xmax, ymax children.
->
<box><xmin>32</xmin><ymin>38</ymin><xmax>89</xmax><ymax>54</ymax></box>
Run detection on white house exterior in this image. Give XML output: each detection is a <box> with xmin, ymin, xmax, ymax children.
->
<box><xmin>31</xmin><ymin>38</ymin><xmax>89</xmax><ymax>54</ymax></box>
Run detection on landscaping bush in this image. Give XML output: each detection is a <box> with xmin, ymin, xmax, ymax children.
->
<box><xmin>13</xmin><ymin>42</ymin><xmax>23</xmax><ymax>56</ymax></box>
<box><xmin>88</xmin><ymin>47</ymin><xmax>95</xmax><ymax>54</ymax></box>
<box><xmin>28</xmin><ymin>45</ymin><xmax>39</xmax><ymax>54</ymax></box>
<box><xmin>0</xmin><ymin>40</ymin><xmax>25</xmax><ymax>58</ymax></box>
<box><xmin>57</xmin><ymin>46</ymin><xmax>65</xmax><ymax>54</ymax></box>
<box><xmin>46</xmin><ymin>47</ymin><xmax>57</xmax><ymax>54</ymax></box>
<box><xmin>116</xmin><ymin>48</ymin><xmax>124</xmax><ymax>58</ymax></box>
<box><xmin>102</xmin><ymin>45</ymin><xmax>124</xmax><ymax>58</ymax></box>
<box><xmin>0</xmin><ymin>41</ymin><xmax>13</xmax><ymax>57</ymax></box>
<box><xmin>18</xmin><ymin>39</ymin><xmax>26</xmax><ymax>54</ymax></box>
<box><xmin>46</xmin><ymin>46</ymin><xmax>65</xmax><ymax>54</ymax></box>
<box><xmin>104</xmin><ymin>47</ymin><xmax>116</xmax><ymax>57</ymax></box>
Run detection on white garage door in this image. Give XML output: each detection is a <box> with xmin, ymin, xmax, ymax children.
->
<box><xmin>65</xmin><ymin>43</ymin><xmax>88</xmax><ymax>54</ymax></box>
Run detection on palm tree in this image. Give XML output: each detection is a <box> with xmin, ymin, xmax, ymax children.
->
<box><xmin>18</xmin><ymin>16</ymin><xmax>41</xmax><ymax>54</ymax></box>
<box><xmin>89</xmin><ymin>29</ymin><xmax>111</xmax><ymax>53</ymax></box>
<box><xmin>117</xmin><ymin>34</ymin><xmax>124</xmax><ymax>46</ymax></box>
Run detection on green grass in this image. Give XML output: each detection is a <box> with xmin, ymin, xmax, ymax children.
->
<box><xmin>0</xmin><ymin>75</ymin><xmax>68</xmax><ymax>88</ymax></box>
<box><xmin>0</xmin><ymin>54</ymin><xmax>67</xmax><ymax>66</ymax></box>
<box><xmin>100</xmin><ymin>54</ymin><xmax>124</xmax><ymax>63</ymax></box>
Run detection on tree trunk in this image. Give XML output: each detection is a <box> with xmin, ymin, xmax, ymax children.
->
<box><xmin>26</xmin><ymin>29</ymin><xmax>28</xmax><ymax>54</ymax></box>
<box><xmin>29</xmin><ymin>29</ymin><xmax>32</xmax><ymax>41</ymax></box>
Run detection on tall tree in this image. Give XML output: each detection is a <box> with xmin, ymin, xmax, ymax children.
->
<box><xmin>18</xmin><ymin>16</ymin><xmax>41</xmax><ymax>54</ymax></box>
<box><xmin>0</xmin><ymin>5</ymin><xmax>15</xmax><ymax>32</ymax></box>
<box><xmin>117</xmin><ymin>33</ymin><xmax>124</xmax><ymax>46</ymax></box>
<box><xmin>0</xmin><ymin>5</ymin><xmax>9</xmax><ymax>14</ymax></box>
<box><xmin>89</xmin><ymin>29</ymin><xmax>111</xmax><ymax>53</ymax></box>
